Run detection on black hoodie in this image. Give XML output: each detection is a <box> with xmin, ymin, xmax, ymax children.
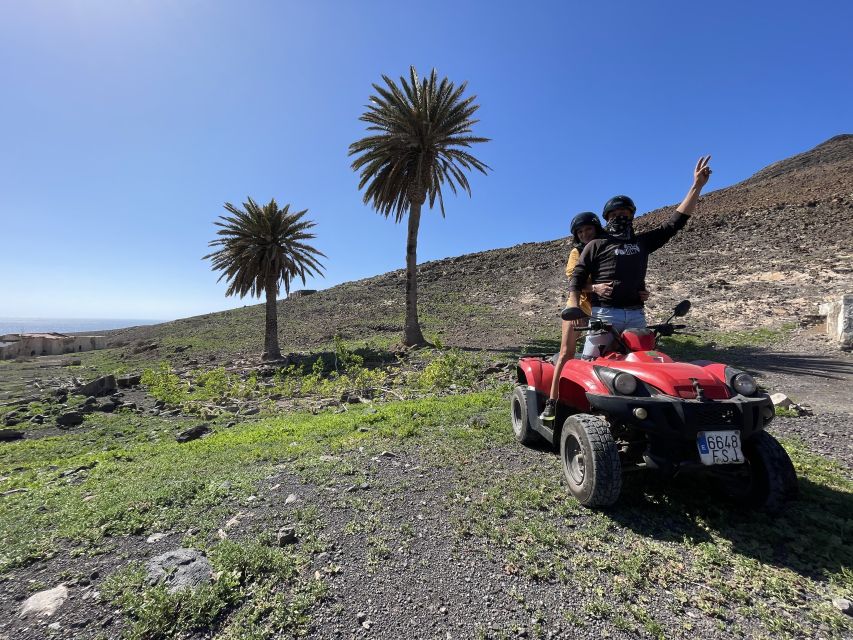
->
<box><xmin>568</xmin><ymin>211</ymin><xmax>690</xmax><ymax>308</ymax></box>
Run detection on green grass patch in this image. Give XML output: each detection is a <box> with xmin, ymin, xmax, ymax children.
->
<box><xmin>0</xmin><ymin>391</ymin><xmax>507</xmax><ymax>572</ymax></box>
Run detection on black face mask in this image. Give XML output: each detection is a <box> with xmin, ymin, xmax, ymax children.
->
<box><xmin>606</xmin><ymin>215</ymin><xmax>634</xmax><ymax>239</ymax></box>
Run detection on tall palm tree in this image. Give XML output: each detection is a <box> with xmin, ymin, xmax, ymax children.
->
<box><xmin>204</xmin><ymin>198</ymin><xmax>325</xmax><ymax>361</ymax></box>
<box><xmin>349</xmin><ymin>66</ymin><xmax>489</xmax><ymax>347</ymax></box>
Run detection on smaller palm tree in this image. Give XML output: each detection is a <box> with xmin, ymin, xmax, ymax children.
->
<box><xmin>204</xmin><ymin>198</ymin><xmax>325</xmax><ymax>361</ymax></box>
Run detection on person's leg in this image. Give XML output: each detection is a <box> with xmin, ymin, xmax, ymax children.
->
<box><xmin>624</xmin><ymin>307</ymin><xmax>647</xmax><ymax>330</ymax></box>
<box><xmin>581</xmin><ymin>307</ymin><xmax>616</xmax><ymax>358</ymax></box>
<box><xmin>541</xmin><ymin>320</ymin><xmax>576</xmax><ymax>423</ymax></box>
<box><xmin>549</xmin><ymin>320</ymin><xmax>574</xmax><ymax>400</ymax></box>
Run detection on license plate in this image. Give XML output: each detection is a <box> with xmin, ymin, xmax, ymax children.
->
<box><xmin>697</xmin><ymin>430</ymin><xmax>744</xmax><ymax>465</ymax></box>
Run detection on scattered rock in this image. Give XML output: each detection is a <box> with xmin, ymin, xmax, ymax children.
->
<box><xmin>60</xmin><ymin>462</ymin><xmax>97</xmax><ymax>477</ymax></box>
<box><xmin>146</xmin><ymin>532</ymin><xmax>170</xmax><ymax>543</ymax></box>
<box><xmin>56</xmin><ymin>411</ymin><xmax>84</xmax><ymax>428</ymax></box>
<box><xmin>770</xmin><ymin>393</ymin><xmax>792</xmax><ymax>408</ymax></box>
<box><xmin>75</xmin><ymin>375</ymin><xmax>117</xmax><ymax>398</ymax></box>
<box><xmin>378</xmin><ymin>450</ymin><xmax>398</xmax><ymax>459</ymax></box>
<box><xmin>277</xmin><ymin>527</ymin><xmax>298</xmax><ymax>546</ymax></box>
<box><xmin>132</xmin><ymin>342</ymin><xmax>159</xmax><ymax>354</ymax></box>
<box><xmin>95</xmin><ymin>400</ymin><xmax>119</xmax><ymax>413</ymax></box>
<box><xmin>3</xmin><ymin>411</ymin><xmax>22</xmax><ymax>427</ymax></box>
<box><xmin>284</xmin><ymin>493</ymin><xmax>298</xmax><ymax>505</ymax></box>
<box><xmin>176</xmin><ymin>424</ymin><xmax>211</xmax><ymax>443</ymax></box>
<box><xmin>147</xmin><ymin>548</ymin><xmax>213</xmax><ymax>593</ymax></box>
<box><xmin>116</xmin><ymin>374</ymin><xmax>142</xmax><ymax>388</ymax></box>
<box><xmin>0</xmin><ymin>429</ymin><xmax>24</xmax><ymax>442</ymax></box>
<box><xmin>18</xmin><ymin>585</ymin><xmax>68</xmax><ymax>618</ymax></box>
<box><xmin>832</xmin><ymin>597</ymin><xmax>852</xmax><ymax>615</ymax></box>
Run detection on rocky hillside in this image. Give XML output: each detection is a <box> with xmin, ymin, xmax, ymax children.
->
<box><xmin>108</xmin><ymin>135</ymin><xmax>853</xmax><ymax>356</ymax></box>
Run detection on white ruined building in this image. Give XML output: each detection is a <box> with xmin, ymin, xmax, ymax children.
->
<box><xmin>0</xmin><ymin>333</ymin><xmax>106</xmax><ymax>360</ymax></box>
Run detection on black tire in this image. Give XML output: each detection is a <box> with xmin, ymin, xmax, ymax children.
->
<box><xmin>723</xmin><ymin>431</ymin><xmax>798</xmax><ymax>514</ymax></box>
<box><xmin>511</xmin><ymin>386</ymin><xmax>543</xmax><ymax>446</ymax></box>
<box><xmin>560</xmin><ymin>414</ymin><xmax>621</xmax><ymax>507</ymax></box>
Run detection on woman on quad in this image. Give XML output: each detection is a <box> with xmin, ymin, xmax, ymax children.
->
<box><xmin>540</xmin><ymin>213</ymin><xmax>649</xmax><ymax>424</ymax></box>
<box><xmin>539</xmin><ymin>212</ymin><xmax>601</xmax><ymax>423</ymax></box>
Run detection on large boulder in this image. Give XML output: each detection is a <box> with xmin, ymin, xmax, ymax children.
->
<box><xmin>147</xmin><ymin>548</ymin><xmax>213</xmax><ymax>593</ymax></box>
<box><xmin>75</xmin><ymin>375</ymin><xmax>117</xmax><ymax>397</ymax></box>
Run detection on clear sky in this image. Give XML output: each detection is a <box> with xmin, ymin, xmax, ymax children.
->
<box><xmin>2</xmin><ymin>0</ymin><xmax>851</xmax><ymax>321</ymax></box>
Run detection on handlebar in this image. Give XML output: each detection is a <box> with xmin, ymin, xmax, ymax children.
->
<box><xmin>575</xmin><ymin>320</ymin><xmax>687</xmax><ymax>335</ymax></box>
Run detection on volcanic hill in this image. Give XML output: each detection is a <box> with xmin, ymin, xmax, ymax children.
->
<box><xmin>109</xmin><ymin>135</ymin><xmax>853</xmax><ymax>357</ymax></box>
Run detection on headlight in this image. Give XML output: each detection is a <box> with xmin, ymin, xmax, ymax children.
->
<box><xmin>732</xmin><ymin>373</ymin><xmax>757</xmax><ymax>396</ymax></box>
<box><xmin>613</xmin><ymin>373</ymin><xmax>638</xmax><ymax>395</ymax></box>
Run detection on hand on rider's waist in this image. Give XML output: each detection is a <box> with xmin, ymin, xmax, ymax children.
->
<box><xmin>592</xmin><ymin>282</ymin><xmax>614</xmax><ymax>296</ymax></box>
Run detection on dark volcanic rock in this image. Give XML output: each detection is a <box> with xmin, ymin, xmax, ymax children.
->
<box><xmin>0</xmin><ymin>429</ymin><xmax>24</xmax><ymax>442</ymax></box>
<box><xmin>56</xmin><ymin>411</ymin><xmax>84</xmax><ymax>428</ymax></box>
<box><xmin>75</xmin><ymin>375</ymin><xmax>117</xmax><ymax>398</ymax></box>
<box><xmin>116</xmin><ymin>373</ymin><xmax>142</xmax><ymax>388</ymax></box>
<box><xmin>176</xmin><ymin>424</ymin><xmax>211</xmax><ymax>443</ymax></box>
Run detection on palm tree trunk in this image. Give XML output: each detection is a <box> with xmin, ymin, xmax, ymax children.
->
<box><xmin>262</xmin><ymin>274</ymin><xmax>282</xmax><ymax>361</ymax></box>
<box><xmin>403</xmin><ymin>202</ymin><xmax>427</xmax><ymax>347</ymax></box>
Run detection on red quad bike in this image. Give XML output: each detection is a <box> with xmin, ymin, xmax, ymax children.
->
<box><xmin>511</xmin><ymin>300</ymin><xmax>798</xmax><ymax>512</ymax></box>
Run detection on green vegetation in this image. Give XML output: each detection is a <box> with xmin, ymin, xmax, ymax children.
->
<box><xmin>775</xmin><ymin>405</ymin><xmax>800</xmax><ymax>418</ymax></box>
<box><xmin>1</xmin><ymin>387</ymin><xmax>850</xmax><ymax>638</ymax></box>
<box><xmin>417</xmin><ymin>348</ymin><xmax>482</xmax><ymax>390</ymax></box>
<box><xmin>103</xmin><ymin>539</ymin><xmax>326</xmax><ymax>640</ymax></box>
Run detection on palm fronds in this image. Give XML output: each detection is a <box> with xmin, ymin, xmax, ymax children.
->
<box><xmin>348</xmin><ymin>66</ymin><xmax>490</xmax><ymax>221</ymax></box>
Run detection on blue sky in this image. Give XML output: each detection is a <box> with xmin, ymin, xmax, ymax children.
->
<box><xmin>2</xmin><ymin>0</ymin><xmax>851</xmax><ymax>321</ymax></box>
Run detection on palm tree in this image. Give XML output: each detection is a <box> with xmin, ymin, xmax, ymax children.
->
<box><xmin>349</xmin><ymin>66</ymin><xmax>489</xmax><ymax>347</ymax></box>
<box><xmin>204</xmin><ymin>198</ymin><xmax>325</xmax><ymax>361</ymax></box>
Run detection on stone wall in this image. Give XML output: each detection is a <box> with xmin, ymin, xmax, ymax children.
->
<box><xmin>0</xmin><ymin>334</ymin><xmax>107</xmax><ymax>360</ymax></box>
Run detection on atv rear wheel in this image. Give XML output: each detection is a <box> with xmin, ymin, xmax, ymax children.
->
<box><xmin>718</xmin><ymin>431</ymin><xmax>798</xmax><ymax>514</ymax></box>
<box><xmin>560</xmin><ymin>414</ymin><xmax>621</xmax><ymax>507</ymax></box>
<box><xmin>511</xmin><ymin>386</ymin><xmax>542</xmax><ymax>446</ymax></box>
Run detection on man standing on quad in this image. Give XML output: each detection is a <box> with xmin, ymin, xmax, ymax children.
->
<box><xmin>558</xmin><ymin>155</ymin><xmax>712</xmax><ymax>385</ymax></box>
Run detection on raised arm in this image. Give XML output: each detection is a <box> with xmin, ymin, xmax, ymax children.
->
<box><xmin>641</xmin><ymin>155</ymin><xmax>712</xmax><ymax>253</ymax></box>
<box><xmin>676</xmin><ymin>155</ymin><xmax>712</xmax><ymax>216</ymax></box>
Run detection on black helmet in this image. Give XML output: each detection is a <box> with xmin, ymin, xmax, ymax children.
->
<box><xmin>602</xmin><ymin>195</ymin><xmax>637</xmax><ymax>219</ymax></box>
<box><xmin>570</xmin><ymin>211</ymin><xmax>601</xmax><ymax>242</ymax></box>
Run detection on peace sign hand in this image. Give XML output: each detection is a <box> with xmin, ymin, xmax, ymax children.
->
<box><xmin>694</xmin><ymin>155</ymin><xmax>712</xmax><ymax>189</ymax></box>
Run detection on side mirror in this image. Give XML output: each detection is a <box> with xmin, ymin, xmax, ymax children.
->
<box><xmin>674</xmin><ymin>300</ymin><xmax>691</xmax><ymax>317</ymax></box>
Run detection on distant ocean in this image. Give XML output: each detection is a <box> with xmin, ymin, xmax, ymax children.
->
<box><xmin>0</xmin><ymin>318</ymin><xmax>162</xmax><ymax>335</ymax></box>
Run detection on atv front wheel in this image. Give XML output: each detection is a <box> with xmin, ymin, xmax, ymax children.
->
<box><xmin>560</xmin><ymin>414</ymin><xmax>621</xmax><ymax>507</ymax></box>
<box><xmin>511</xmin><ymin>386</ymin><xmax>542</xmax><ymax>446</ymax></box>
<box><xmin>718</xmin><ymin>431</ymin><xmax>798</xmax><ymax>514</ymax></box>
